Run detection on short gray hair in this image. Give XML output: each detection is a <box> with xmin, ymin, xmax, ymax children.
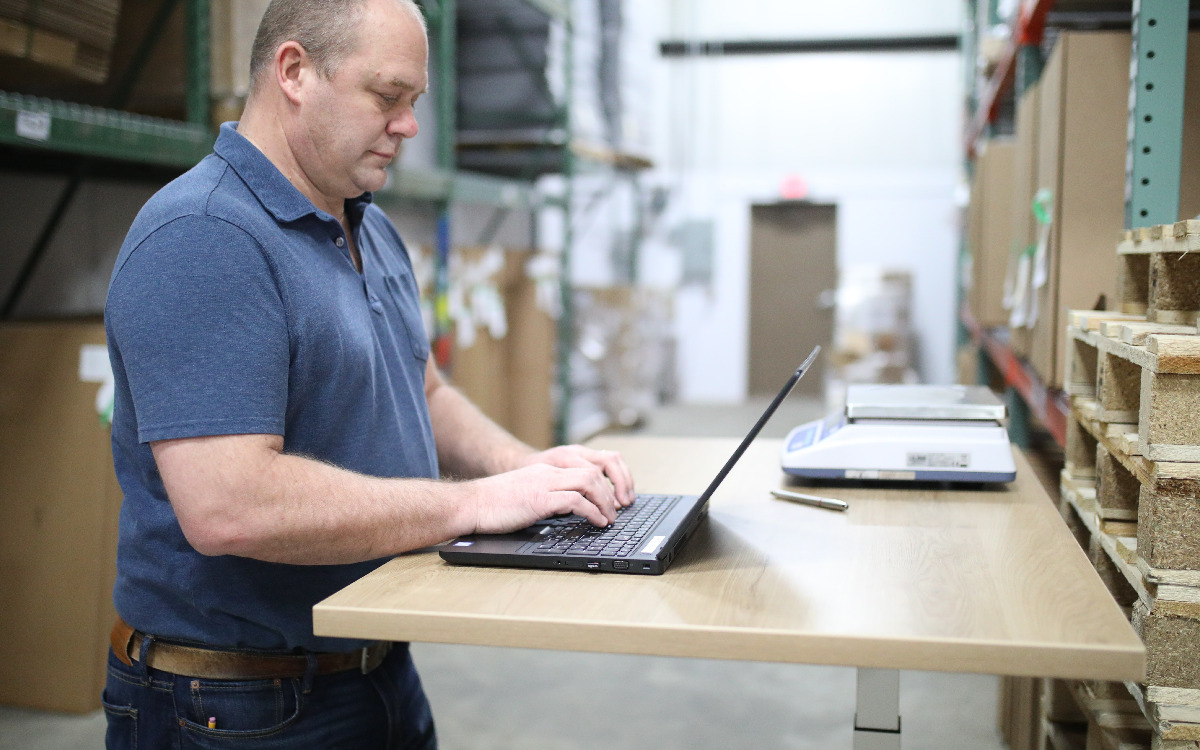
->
<box><xmin>249</xmin><ymin>0</ymin><xmax>425</xmax><ymax>89</ymax></box>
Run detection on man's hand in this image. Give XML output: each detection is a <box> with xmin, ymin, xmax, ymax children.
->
<box><xmin>517</xmin><ymin>445</ymin><xmax>636</xmax><ymax>507</ymax></box>
<box><xmin>465</xmin><ymin>460</ymin><xmax>626</xmax><ymax>534</ymax></box>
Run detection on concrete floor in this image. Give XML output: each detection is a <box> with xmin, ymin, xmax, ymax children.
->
<box><xmin>0</xmin><ymin>397</ymin><xmax>1006</xmax><ymax>749</ymax></box>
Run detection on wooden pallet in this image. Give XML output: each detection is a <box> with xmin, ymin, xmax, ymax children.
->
<box><xmin>1126</xmin><ymin>682</ymin><xmax>1200</xmax><ymax>743</ymax></box>
<box><xmin>1070</xmin><ymin>395</ymin><xmax>1200</xmax><ymax>574</ymax></box>
<box><xmin>1060</xmin><ymin>414</ymin><xmax>1200</xmax><ymax>741</ymax></box>
<box><xmin>1041</xmin><ymin>716</ymin><xmax>1088</xmax><ymax>750</ymax></box>
<box><xmin>1045</xmin><ymin>227</ymin><xmax>1200</xmax><ymax>749</ymax></box>
<box><xmin>1072</xmin><ymin>679</ymin><xmax>1151</xmax><ymax>750</ymax></box>
<box><xmin>1152</xmin><ymin>738</ymin><xmax>1200</xmax><ymax>750</ymax></box>
<box><xmin>1067</xmin><ymin>312</ymin><xmax>1200</xmax><ymax>462</ymax></box>
<box><xmin>1065</xmin><ymin>407</ymin><xmax>1200</xmax><ymax>603</ymax></box>
<box><xmin>1032</xmin><ymin>675</ymin><xmax>1200</xmax><ymax>748</ymax></box>
<box><xmin>1118</xmin><ymin>221</ymin><xmax>1200</xmax><ymax>324</ymax></box>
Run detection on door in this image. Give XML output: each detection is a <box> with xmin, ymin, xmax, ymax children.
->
<box><xmin>748</xmin><ymin>202</ymin><xmax>837</xmax><ymax>396</ymax></box>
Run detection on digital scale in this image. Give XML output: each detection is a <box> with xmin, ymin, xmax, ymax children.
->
<box><xmin>782</xmin><ymin>384</ymin><xmax>1016</xmax><ymax>483</ymax></box>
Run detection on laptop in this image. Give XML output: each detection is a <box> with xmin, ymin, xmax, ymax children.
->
<box><xmin>440</xmin><ymin>346</ymin><xmax>820</xmax><ymax>575</ymax></box>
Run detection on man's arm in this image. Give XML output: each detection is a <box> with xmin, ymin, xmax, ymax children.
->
<box><xmin>423</xmin><ymin>358</ymin><xmax>635</xmax><ymax>503</ymax></box>
<box><xmin>151</xmin><ymin>432</ymin><xmax>622</xmax><ymax>566</ymax></box>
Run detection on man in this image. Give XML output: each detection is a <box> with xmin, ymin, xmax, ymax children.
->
<box><xmin>101</xmin><ymin>0</ymin><xmax>635</xmax><ymax>746</ymax></box>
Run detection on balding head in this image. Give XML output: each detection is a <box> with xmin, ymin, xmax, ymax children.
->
<box><xmin>248</xmin><ymin>0</ymin><xmax>425</xmax><ymax>92</ymax></box>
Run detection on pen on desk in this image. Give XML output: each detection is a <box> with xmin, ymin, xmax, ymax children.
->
<box><xmin>771</xmin><ymin>489</ymin><xmax>849</xmax><ymax>512</ymax></box>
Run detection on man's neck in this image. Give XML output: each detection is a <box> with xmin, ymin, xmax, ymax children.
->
<box><xmin>236</xmin><ymin>100</ymin><xmax>344</xmax><ymax>221</ymax></box>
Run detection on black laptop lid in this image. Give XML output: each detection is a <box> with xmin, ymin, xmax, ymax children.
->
<box><xmin>696</xmin><ymin>346</ymin><xmax>820</xmax><ymax>503</ymax></box>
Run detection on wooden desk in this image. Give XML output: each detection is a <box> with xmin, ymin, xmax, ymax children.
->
<box><xmin>314</xmin><ymin>437</ymin><xmax>1144</xmax><ymax>745</ymax></box>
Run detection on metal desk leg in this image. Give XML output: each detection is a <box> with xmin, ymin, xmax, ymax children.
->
<box><xmin>854</xmin><ymin>668</ymin><xmax>901</xmax><ymax>750</ymax></box>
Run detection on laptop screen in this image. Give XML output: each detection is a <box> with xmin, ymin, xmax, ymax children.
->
<box><xmin>697</xmin><ymin>346</ymin><xmax>820</xmax><ymax>502</ymax></box>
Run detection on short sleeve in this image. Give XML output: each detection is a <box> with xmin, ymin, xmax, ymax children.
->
<box><xmin>106</xmin><ymin>214</ymin><xmax>290</xmax><ymax>443</ymax></box>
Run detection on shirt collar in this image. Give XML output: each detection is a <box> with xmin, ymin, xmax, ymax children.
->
<box><xmin>213</xmin><ymin>122</ymin><xmax>374</xmax><ymax>224</ymax></box>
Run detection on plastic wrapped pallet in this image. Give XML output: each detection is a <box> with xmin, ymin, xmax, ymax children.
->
<box><xmin>570</xmin><ymin>286</ymin><xmax>674</xmax><ymax>441</ymax></box>
<box><xmin>412</xmin><ymin>245</ymin><xmax>558</xmax><ymax>449</ymax></box>
<box><xmin>825</xmin><ymin>266</ymin><xmax>917</xmax><ymax>409</ymax></box>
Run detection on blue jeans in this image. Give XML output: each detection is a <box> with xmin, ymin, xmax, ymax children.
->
<box><xmin>102</xmin><ymin>642</ymin><xmax>436</xmax><ymax>749</ymax></box>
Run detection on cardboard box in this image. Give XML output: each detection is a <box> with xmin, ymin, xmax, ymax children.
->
<box><xmin>209</xmin><ymin>0</ymin><xmax>270</xmax><ymax>124</ymax></box>
<box><xmin>1007</xmin><ymin>81</ymin><xmax>1041</xmax><ymax>359</ymax></box>
<box><xmin>445</xmin><ymin>248</ymin><xmax>556</xmax><ymax>450</ymax></box>
<box><xmin>1031</xmin><ymin>32</ymin><xmax>1200</xmax><ymax>389</ymax></box>
<box><xmin>0</xmin><ymin>0</ymin><xmax>121</xmax><ymax>82</ymax></box>
<box><xmin>967</xmin><ymin>138</ymin><xmax>1017</xmax><ymax>326</ymax></box>
<box><xmin>0</xmin><ymin>321</ymin><xmax>120</xmax><ymax>713</ymax></box>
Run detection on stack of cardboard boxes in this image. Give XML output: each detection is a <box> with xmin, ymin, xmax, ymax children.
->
<box><xmin>966</xmin><ymin>31</ymin><xmax>1200</xmax><ymax>393</ymax></box>
<box><xmin>437</xmin><ymin>246</ymin><xmax>558</xmax><ymax>450</ymax></box>
<box><xmin>0</xmin><ymin>0</ymin><xmax>122</xmax><ymax>83</ymax></box>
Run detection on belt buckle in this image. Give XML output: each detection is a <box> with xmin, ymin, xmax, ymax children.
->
<box><xmin>360</xmin><ymin>642</ymin><xmax>389</xmax><ymax>674</ymax></box>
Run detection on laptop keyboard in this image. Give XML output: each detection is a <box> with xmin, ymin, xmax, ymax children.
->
<box><xmin>530</xmin><ymin>495</ymin><xmax>679</xmax><ymax>558</ymax></box>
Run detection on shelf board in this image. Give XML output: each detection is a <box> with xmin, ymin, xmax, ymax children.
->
<box><xmin>456</xmin><ymin>138</ymin><xmax>654</xmax><ymax>178</ymax></box>
<box><xmin>0</xmin><ymin>91</ymin><xmax>537</xmax><ymax>210</ymax></box>
<box><xmin>519</xmin><ymin>0</ymin><xmax>570</xmax><ymax>22</ymax></box>
<box><xmin>961</xmin><ymin>306</ymin><xmax>1069</xmax><ymax>448</ymax></box>
<box><xmin>458</xmin><ymin>0</ymin><xmax>570</xmax><ymax>24</ymax></box>
<box><xmin>571</xmin><ymin>141</ymin><xmax>654</xmax><ymax>172</ymax></box>
<box><xmin>0</xmin><ymin>91</ymin><xmax>212</xmax><ymax>169</ymax></box>
<box><xmin>376</xmin><ymin>165</ymin><xmax>537</xmax><ymax>208</ymax></box>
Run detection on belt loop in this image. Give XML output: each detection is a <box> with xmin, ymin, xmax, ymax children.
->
<box><xmin>300</xmin><ymin>653</ymin><xmax>319</xmax><ymax>694</ymax></box>
<box><xmin>136</xmin><ymin>634</ymin><xmax>154</xmax><ymax>686</ymax></box>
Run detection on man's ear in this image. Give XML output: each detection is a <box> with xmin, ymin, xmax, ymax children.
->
<box><xmin>275</xmin><ymin>41</ymin><xmax>309</xmax><ymax>106</ymax></box>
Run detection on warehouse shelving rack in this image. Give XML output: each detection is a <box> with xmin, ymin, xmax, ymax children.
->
<box><xmin>964</xmin><ymin>9</ymin><xmax>1198</xmax><ymax>748</ymax></box>
<box><xmin>1</xmin><ymin>0</ymin><xmax>647</xmax><ymax>446</ymax></box>
<box><xmin>449</xmin><ymin>0</ymin><xmax>653</xmax><ymax>443</ymax></box>
<box><xmin>961</xmin><ymin>0</ymin><xmax>1191</xmax><ymax>451</ymax></box>
<box><xmin>0</xmin><ymin>0</ymin><xmax>545</xmax><ymax>320</ymax></box>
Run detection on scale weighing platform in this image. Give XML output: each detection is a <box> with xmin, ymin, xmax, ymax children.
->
<box><xmin>782</xmin><ymin>384</ymin><xmax>1016</xmax><ymax>483</ymax></box>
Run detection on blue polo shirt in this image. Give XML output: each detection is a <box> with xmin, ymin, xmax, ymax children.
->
<box><xmin>105</xmin><ymin>123</ymin><xmax>438</xmax><ymax>652</ymax></box>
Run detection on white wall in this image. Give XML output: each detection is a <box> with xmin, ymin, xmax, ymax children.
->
<box><xmin>625</xmin><ymin>0</ymin><xmax>965</xmax><ymax>403</ymax></box>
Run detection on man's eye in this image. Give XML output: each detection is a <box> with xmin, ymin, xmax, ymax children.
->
<box><xmin>378</xmin><ymin>93</ymin><xmax>399</xmax><ymax>106</ymax></box>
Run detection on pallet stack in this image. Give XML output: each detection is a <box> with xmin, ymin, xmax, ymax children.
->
<box><xmin>1050</xmin><ymin>220</ymin><xmax>1200</xmax><ymax>750</ymax></box>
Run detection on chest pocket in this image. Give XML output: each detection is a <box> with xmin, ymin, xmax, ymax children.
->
<box><xmin>380</xmin><ymin>272</ymin><xmax>430</xmax><ymax>362</ymax></box>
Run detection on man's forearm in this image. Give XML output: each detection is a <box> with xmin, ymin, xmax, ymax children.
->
<box><xmin>426</xmin><ymin>378</ymin><xmax>535</xmax><ymax>478</ymax></box>
<box><xmin>155</xmin><ymin>434</ymin><xmax>476</xmax><ymax>566</ymax></box>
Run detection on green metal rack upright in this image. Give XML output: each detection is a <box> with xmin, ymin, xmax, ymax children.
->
<box><xmin>1125</xmin><ymin>0</ymin><xmax>1189</xmax><ymax>228</ymax></box>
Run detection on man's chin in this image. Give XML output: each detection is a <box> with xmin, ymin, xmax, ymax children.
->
<box><xmin>355</xmin><ymin>169</ymin><xmax>390</xmax><ymax>195</ymax></box>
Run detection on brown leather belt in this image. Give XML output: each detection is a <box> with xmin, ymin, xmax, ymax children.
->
<box><xmin>110</xmin><ymin>617</ymin><xmax>390</xmax><ymax>680</ymax></box>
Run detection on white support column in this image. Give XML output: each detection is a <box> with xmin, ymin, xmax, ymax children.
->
<box><xmin>854</xmin><ymin>668</ymin><xmax>901</xmax><ymax>750</ymax></box>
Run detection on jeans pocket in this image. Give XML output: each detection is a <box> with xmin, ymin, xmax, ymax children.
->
<box><xmin>101</xmin><ymin>694</ymin><xmax>138</xmax><ymax>750</ymax></box>
<box><xmin>174</xmin><ymin>675</ymin><xmax>303</xmax><ymax>745</ymax></box>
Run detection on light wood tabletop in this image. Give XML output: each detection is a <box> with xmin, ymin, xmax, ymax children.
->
<box><xmin>313</xmin><ymin>436</ymin><xmax>1144</xmax><ymax>681</ymax></box>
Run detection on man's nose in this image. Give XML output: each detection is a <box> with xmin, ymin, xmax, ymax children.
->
<box><xmin>388</xmin><ymin>111</ymin><xmax>418</xmax><ymax>140</ymax></box>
